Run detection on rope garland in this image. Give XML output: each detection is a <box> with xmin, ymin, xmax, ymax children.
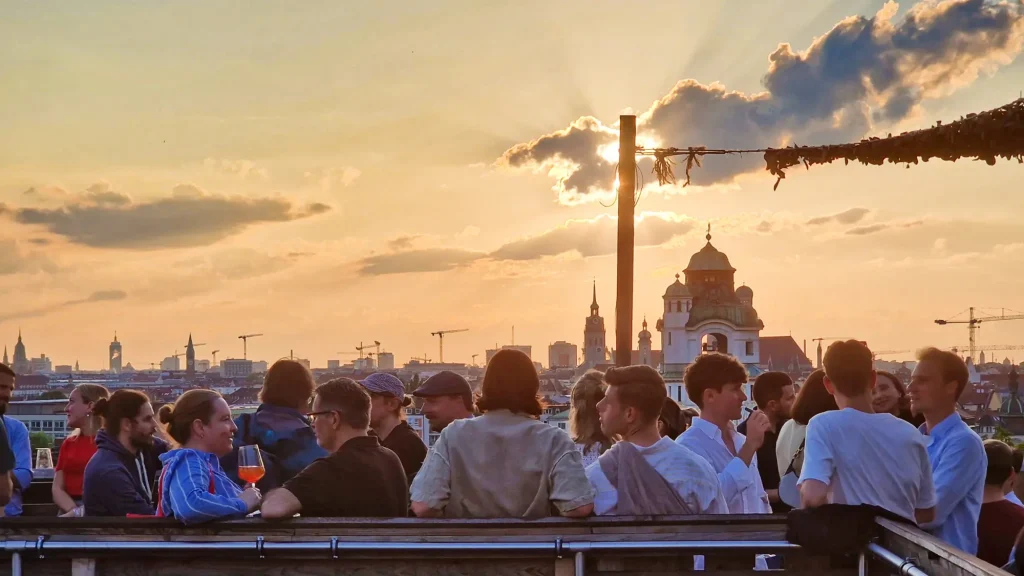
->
<box><xmin>636</xmin><ymin>97</ymin><xmax>1024</xmax><ymax>190</ymax></box>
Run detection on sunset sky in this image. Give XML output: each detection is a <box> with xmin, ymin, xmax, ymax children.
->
<box><xmin>2</xmin><ymin>0</ymin><xmax>1024</xmax><ymax>370</ymax></box>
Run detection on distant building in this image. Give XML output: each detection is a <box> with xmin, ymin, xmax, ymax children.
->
<box><xmin>222</xmin><ymin>359</ymin><xmax>253</xmax><ymax>378</ymax></box>
<box><xmin>548</xmin><ymin>341</ymin><xmax>578</xmax><ymax>369</ymax></box>
<box><xmin>7</xmin><ymin>399</ymin><xmax>70</xmax><ymax>443</ymax></box>
<box><xmin>327</xmin><ymin>359</ymin><xmax>341</xmax><ymax>370</ymax></box>
<box><xmin>12</xmin><ymin>331</ymin><xmax>29</xmax><ymax>375</ymax></box>
<box><xmin>583</xmin><ymin>282</ymin><xmax>606</xmax><ymax>370</ymax></box>
<box><xmin>657</xmin><ymin>227</ymin><xmax>763</xmax><ymax>378</ymax></box>
<box><xmin>354</xmin><ymin>357</ymin><xmax>374</xmax><ymax>371</ymax></box>
<box><xmin>160</xmin><ymin>356</ymin><xmax>181</xmax><ymax>371</ymax></box>
<box><xmin>196</xmin><ymin>359</ymin><xmax>211</xmax><ymax>372</ymax></box>
<box><xmin>377</xmin><ymin>352</ymin><xmax>395</xmax><ymax>370</ymax></box>
<box><xmin>296</xmin><ymin>358</ymin><xmax>311</xmax><ymax>370</ymax></box>
<box><xmin>486</xmin><ymin>345</ymin><xmax>533</xmax><ymax>364</ymax></box>
<box><xmin>759</xmin><ymin>336</ymin><xmax>813</xmax><ymax>378</ymax></box>
<box><xmin>252</xmin><ymin>361</ymin><xmax>268</xmax><ymax>373</ymax></box>
<box><xmin>29</xmin><ymin>355</ymin><xmax>53</xmax><ymax>374</ymax></box>
<box><xmin>109</xmin><ymin>332</ymin><xmax>122</xmax><ymax>374</ymax></box>
<box><xmin>185</xmin><ymin>334</ymin><xmax>196</xmax><ymax>381</ymax></box>
<box><xmin>55</xmin><ymin>365</ymin><xmax>73</xmax><ymax>374</ymax></box>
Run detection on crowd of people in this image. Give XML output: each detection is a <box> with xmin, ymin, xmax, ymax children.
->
<box><xmin>0</xmin><ymin>340</ymin><xmax>1021</xmax><ymax>567</ymax></box>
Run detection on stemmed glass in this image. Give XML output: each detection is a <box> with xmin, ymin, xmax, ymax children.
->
<box><xmin>237</xmin><ymin>445</ymin><xmax>265</xmax><ymax>488</ymax></box>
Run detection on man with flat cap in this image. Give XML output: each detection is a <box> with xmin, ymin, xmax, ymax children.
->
<box><xmin>414</xmin><ymin>371</ymin><xmax>474</xmax><ymax>433</ymax></box>
<box><xmin>359</xmin><ymin>372</ymin><xmax>427</xmax><ymax>484</ymax></box>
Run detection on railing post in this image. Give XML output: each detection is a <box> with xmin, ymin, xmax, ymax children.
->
<box><xmin>10</xmin><ymin>551</ymin><xmax>20</xmax><ymax>576</ymax></box>
<box><xmin>575</xmin><ymin>551</ymin><xmax>586</xmax><ymax>576</ymax></box>
<box><xmin>859</xmin><ymin>551</ymin><xmax>868</xmax><ymax>576</ymax></box>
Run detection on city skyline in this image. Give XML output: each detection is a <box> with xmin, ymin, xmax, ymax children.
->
<box><xmin>3</xmin><ymin>1</ymin><xmax>1024</xmax><ymax>369</ymax></box>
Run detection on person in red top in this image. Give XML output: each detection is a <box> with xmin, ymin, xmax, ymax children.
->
<box><xmin>54</xmin><ymin>384</ymin><xmax>109</xmax><ymax>517</ymax></box>
<box><xmin>977</xmin><ymin>439</ymin><xmax>1024</xmax><ymax>566</ymax></box>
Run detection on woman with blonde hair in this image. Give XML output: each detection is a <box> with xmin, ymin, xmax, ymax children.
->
<box><xmin>54</xmin><ymin>384</ymin><xmax>109</xmax><ymax>517</ymax></box>
<box><xmin>570</xmin><ymin>370</ymin><xmax>613</xmax><ymax>467</ymax></box>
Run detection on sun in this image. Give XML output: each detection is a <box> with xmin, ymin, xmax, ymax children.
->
<box><xmin>597</xmin><ymin>135</ymin><xmax>662</xmax><ymax>164</ymax></box>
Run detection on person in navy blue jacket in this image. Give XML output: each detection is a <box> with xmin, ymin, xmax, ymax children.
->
<box><xmin>83</xmin><ymin>390</ymin><xmax>169</xmax><ymax>516</ymax></box>
<box><xmin>157</xmin><ymin>390</ymin><xmax>261</xmax><ymax>524</ymax></box>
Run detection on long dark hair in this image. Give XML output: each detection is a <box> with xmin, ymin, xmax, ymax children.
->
<box><xmin>476</xmin><ymin>349</ymin><xmax>543</xmax><ymax>417</ymax></box>
<box><xmin>791</xmin><ymin>369</ymin><xmax>838</xmax><ymax>425</ymax></box>
<box><xmin>93</xmin><ymin>389</ymin><xmax>150</xmax><ymax>437</ymax></box>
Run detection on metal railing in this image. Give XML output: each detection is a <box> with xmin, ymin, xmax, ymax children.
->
<box><xmin>1</xmin><ymin>536</ymin><xmax>930</xmax><ymax>576</ymax></box>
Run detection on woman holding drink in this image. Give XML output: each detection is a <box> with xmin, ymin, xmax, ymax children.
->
<box><xmin>155</xmin><ymin>390</ymin><xmax>261</xmax><ymax>523</ymax></box>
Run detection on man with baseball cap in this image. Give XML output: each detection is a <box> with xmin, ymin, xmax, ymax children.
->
<box><xmin>359</xmin><ymin>373</ymin><xmax>427</xmax><ymax>483</ymax></box>
<box><xmin>413</xmin><ymin>371</ymin><xmax>474</xmax><ymax>432</ymax></box>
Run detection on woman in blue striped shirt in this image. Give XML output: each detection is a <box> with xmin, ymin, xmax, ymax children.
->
<box><xmin>156</xmin><ymin>390</ymin><xmax>261</xmax><ymax>524</ymax></box>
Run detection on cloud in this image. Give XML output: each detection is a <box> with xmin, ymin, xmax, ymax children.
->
<box><xmin>500</xmin><ymin>0</ymin><xmax>1024</xmax><ymax>201</ymax></box>
<box><xmin>0</xmin><ymin>289</ymin><xmax>127</xmax><ymax>323</ymax></box>
<box><xmin>0</xmin><ymin>238</ymin><xmax>56</xmax><ymax>275</ymax></box>
<box><xmin>806</xmin><ymin>207</ymin><xmax>871</xmax><ymax>226</ymax></box>
<box><xmin>203</xmin><ymin>158</ymin><xmax>270</xmax><ymax>181</ymax></box>
<box><xmin>358</xmin><ymin>213</ymin><xmax>695</xmax><ymax>275</ymax></box>
<box><xmin>358</xmin><ymin>248</ymin><xmax>484</xmax><ymax>275</ymax></box>
<box><xmin>5</xmin><ymin>182</ymin><xmax>331</xmax><ymax>249</ymax></box>
<box><xmin>388</xmin><ymin>235</ymin><xmax>419</xmax><ymax>251</ymax></box>
<box><xmin>490</xmin><ymin>214</ymin><xmax>694</xmax><ymax>261</ymax></box>
<box><xmin>845</xmin><ymin>219</ymin><xmax>924</xmax><ymax>235</ymax></box>
<box><xmin>304</xmin><ymin>166</ymin><xmax>361</xmax><ymax>192</ymax></box>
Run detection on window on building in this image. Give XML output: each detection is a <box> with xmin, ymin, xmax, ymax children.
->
<box><xmin>746</xmin><ymin>341</ymin><xmax>754</xmax><ymax>356</ymax></box>
<box><xmin>668</xmin><ymin>332</ymin><xmax>672</xmax><ymax>346</ymax></box>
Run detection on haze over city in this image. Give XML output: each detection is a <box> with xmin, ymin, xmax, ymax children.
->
<box><xmin>3</xmin><ymin>0</ymin><xmax>1024</xmax><ymax>370</ymax></box>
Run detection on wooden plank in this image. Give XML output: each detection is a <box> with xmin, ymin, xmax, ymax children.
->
<box><xmin>877</xmin><ymin>518</ymin><xmax>1011</xmax><ymax>576</ymax></box>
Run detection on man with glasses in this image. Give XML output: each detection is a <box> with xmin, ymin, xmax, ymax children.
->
<box><xmin>260</xmin><ymin>378</ymin><xmax>409</xmax><ymax>518</ymax></box>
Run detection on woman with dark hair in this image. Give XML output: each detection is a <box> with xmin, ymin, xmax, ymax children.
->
<box><xmin>873</xmin><ymin>370</ymin><xmax>925</xmax><ymax>427</ymax></box>
<box><xmin>775</xmin><ymin>370</ymin><xmax>837</xmax><ymax>479</ymax></box>
<box><xmin>570</xmin><ymin>370</ymin><xmax>613</xmax><ymax>466</ymax></box>
<box><xmin>157</xmin><ymin>390</ymin><xmax>261</xmax><ymax>524</ymax></box>
<box><xmin>411</xmin><ymin>349</ymin><xmax>594</xmax><ymax>518</ymax></box>
<box><xmin>658</xmin><ymin>399</ymin><xmax>690</xmax><ymax>440</ymax></box>
<box><xmin>221</xmin><ymin>359</ymin><xmax>326</xmax><ymax>491</ymax></box>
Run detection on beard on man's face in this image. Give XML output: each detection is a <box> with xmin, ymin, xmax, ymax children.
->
<box><xmin>129</xmin><ymin>429</ymin><xmax>155</xmax><ymax>450</ymax></box>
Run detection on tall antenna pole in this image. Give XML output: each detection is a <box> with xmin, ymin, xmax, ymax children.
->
<box><xmin>616</xmin><ymin>115</ymin><xmax>637</xmax><ymax>367</ymax></box>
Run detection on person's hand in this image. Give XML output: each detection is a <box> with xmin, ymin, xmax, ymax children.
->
<box><xmin>240</xmin><ymin>486</ymin><xmax>262</xmax><ymax>512</ymax></box>
<box><xmin>743</xmin><ymin>410</ymin><xmax>771</xmax><ymax>452</ymax></box>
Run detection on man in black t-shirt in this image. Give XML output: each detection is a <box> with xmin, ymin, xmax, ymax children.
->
<box><xmin>360</xmin><ymin>373</ymin><xmax>427</xmax><ymax>483</ymax></box>
<box><xmin>737</xmin><ymin>371</ymin><xmax>795</xmax><ymax>513</ymax></box>
<box><xmin>260</xmin><ymin>378</ymin><xmax>408</xmax><ymax>519</ymax></box>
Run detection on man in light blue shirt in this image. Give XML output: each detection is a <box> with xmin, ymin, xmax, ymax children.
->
<box><xmin>909</xmin><ymin>348</ymin><xmax>985</xmax><ymax>555</ymax></box>
<box><xmin>0</xmin><ymin>365</ymin><xmax>33</xmax><ymax>517</ymax></box>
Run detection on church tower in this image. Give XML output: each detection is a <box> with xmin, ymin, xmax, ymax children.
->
<box><xmin>186</xmin><ymin>334</ymin><xmax>196</xmax><ymax>381</ymax></box>
<box><xmin>13</xmin><ymin>330</ymin><xmax>29</xmax><ymax>375</ymax></box>
<box><xmin>109</xmin><ymin>332</ymin><xmax>123</xmax><ymax>374</ymax></box>
<box><xmin>2</xmin><ymin>346</ymin><xmax>7</xmax><ymax>366</ymax></box>
<box><xmin>638</xmin><ymin>318</ymin><xmax>653</xmax><ymax>367</ymax></box>
<box><xmin>583</xmin><ymin>282</ymin><xmax>606</xmax><ymax>369</ymax></box>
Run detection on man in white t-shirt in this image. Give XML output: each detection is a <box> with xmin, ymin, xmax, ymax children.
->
<box><xmin>586</xmin><ymin>365</ymin><xmax>726</xmax><ymax>516</ymax></box>
<box><xmin>798</xmin><ymin>340</ymin><xmax>937</xmax><ymax>525</ymax></box>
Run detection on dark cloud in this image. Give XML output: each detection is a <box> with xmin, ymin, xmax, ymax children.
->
<box><xmin>358</xmin><ymin>214</ymin><xmax>694</xmax><ymax>275</ymax></box>
<box><xmin>5</xmin><ymin>183</ymin><xmax>332</xmax><ymax>249</ymax></box>
<box><xmin>755</xmin><ymin>221</ymin><xmax>774</xmax><ymax>233</ymax></box>
<box><xmin>27</xmin><ymin>238</ymin><xmax>51</xmax><ymax>246</ymax></box>
<box><xmin>806</xmin><ymin>207</ymin><xmax>871</xmax><ymax>226</ymax></box>
<box><xmin>0</xmin><ymin>289</ymin><xmax>127</xmax><ymax>323</ymax></box>
<box><xmin>501</xmin><ymin>0</ymin><xmax>1024</xmax><ymax>200</ymax></box>
<box><xmin>388</xmin><ymin>235</ymin><xmax>419</xmax><ymax>251</ymax></box>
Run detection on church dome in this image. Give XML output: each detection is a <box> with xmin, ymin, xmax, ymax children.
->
<box><xmin>736</xmin><ymin>285</ymin><xmax>753</xmax><ymax>304</ymax></box>
<box><xmin>685</xmin><ymin>241</ymin><xmax>735</xmax><ymax>272</ymax></box>
<box><xmin>663</xmin><ymin>274</ymin><xmax>691</xmax><ymax>298</ymax></box>
<box><xmin>684</xmin><ymin>227</ymin><xmax>735</xmax><ymax>272</ymax></box>
<box><xmin>638</xmin><ymin>318</ymin><xmax>652</xmax><ymax>340</ymax></box>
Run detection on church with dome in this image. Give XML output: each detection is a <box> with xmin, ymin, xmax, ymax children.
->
<box><xmin>656</xmin><ymin>226</ymin><xmax>764</xmax><ymax>378</ymax></box>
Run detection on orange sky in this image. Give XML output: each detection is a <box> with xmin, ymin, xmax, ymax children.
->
<box><xmin>2</xmin><ymin>0</ymin><xmax>1024</xmax><ymax>370</ymax></box>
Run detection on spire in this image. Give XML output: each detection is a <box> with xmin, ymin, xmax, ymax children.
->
<box><xmin>642</xmin><ymin>316</ymin><xmax>648</xmax><ymax>330</ymax></box>
<box><xmin>114</xmin><ymin>330</ymin><xmax>118</xmax><ymax>343</ymax></box>
<box><xmin>590</xmin><ymin>280</ymin><xmax>599</xmax><ymax>313</ymax></box>
<box><xmin>706</xmin><ymin>222</ymin><xmax>712</xmax><ymax>243</ymax></box>
<box><xmin>17</xmin><ymin>329</ymin><xmax>21</xmax><ymax>344</ymax></box>
<box><xmin>187</xmin><ymin>333</ymin><xmax>193</xmax><ymax>346</ymax></box>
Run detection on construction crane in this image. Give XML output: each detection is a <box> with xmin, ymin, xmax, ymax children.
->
<box><xmin>238</xmin><ymin>333</ymin><xmax>263</xmax><ymax>360</ymax></box>
<box><xmin>950</xmin><ymin>344</ymin><xmax>1024</xmax><ymax>360</ymax></box>
<box><xmin>935</xmin><ymin>307</ymin><xmax>1024</xmax><ymax>363</ymax></box>
<box><xmin>410</xmin><ymin>355</ymin><xmax>431</xmax><ymax>363</ymax></box>
<box><xmin>471</xmin><ymin>354</ymin><xmax>479</xmax><ymax>366</ymax></box>
<box><xmin>211</xmin><ymin>350</ymin><xmax>220</xmax><ymax>366</ymax></box>
<box><xmin>355</xmin><ymin>340</ymin><xmax>380</xmax><ymax>358</ymax></box>
<box><xmin>430</xmin><ymin>329</ymin><xmax>468</xmax><ymax>363</ymax></box>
